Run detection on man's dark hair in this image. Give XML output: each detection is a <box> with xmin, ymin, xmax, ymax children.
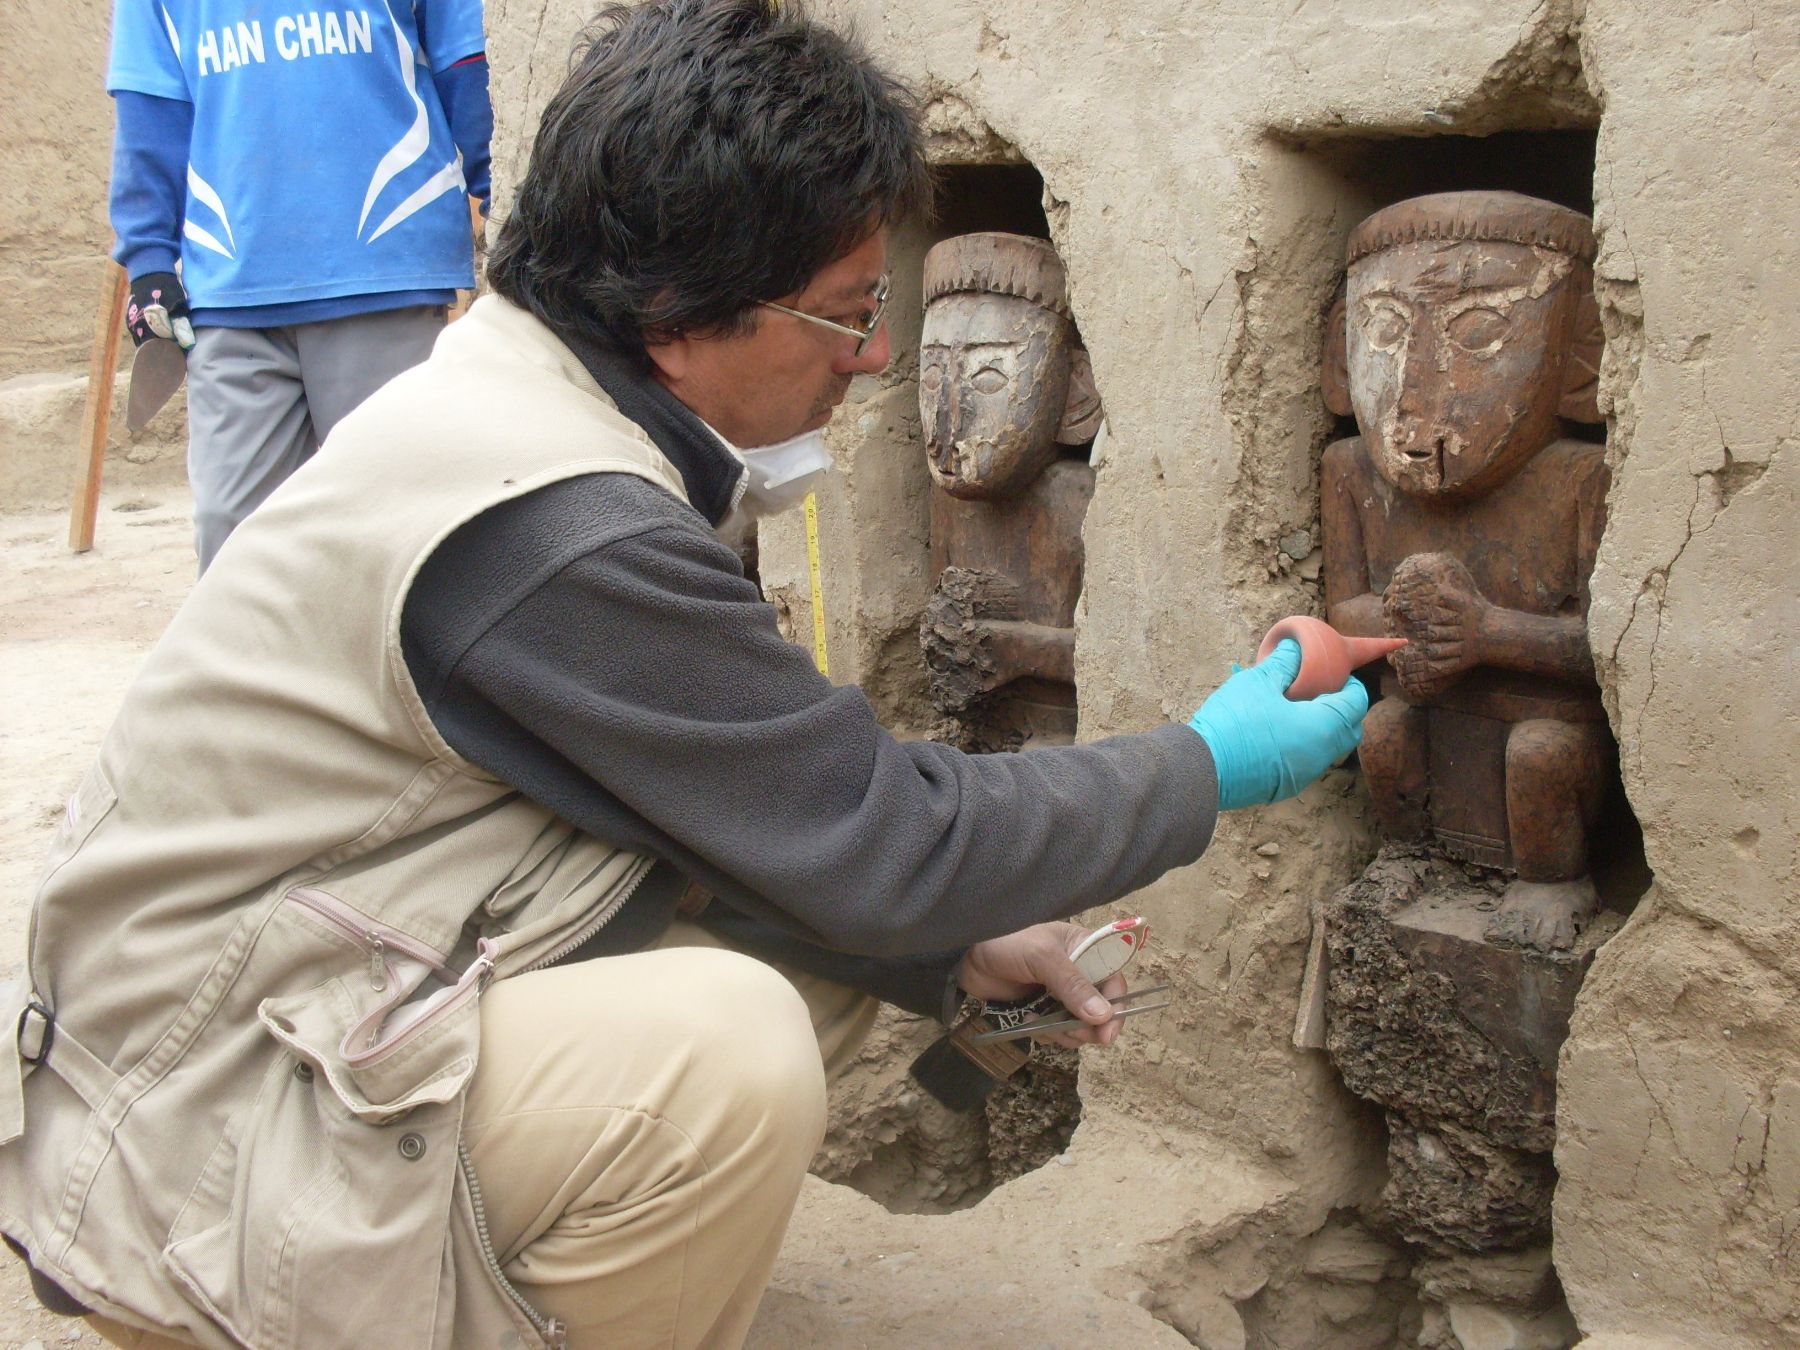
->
<box><xmin>486</xmin><ymin>0</ymin><xmax>932</xmax><ymax>358</ymax></box>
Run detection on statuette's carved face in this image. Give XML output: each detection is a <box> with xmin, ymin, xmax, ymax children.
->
<box><xmin>1349</xmin><ymin>240</ymin><xmax>1583</xmax><ymax>501</ymax></box>
<box><xmin>921</xmin><ymin>293</ymin><xmax>1067</xmax><ymax>498</ymax></box>
<box><xmin>919</xmin><ymin>233</ymin><xmax>1101</xmax><ymax>501</ymax></box>
<box><xmin>1333</xmin><ymin>193</ymin><xmax>1602</xmax><ymax>503</ymax></box>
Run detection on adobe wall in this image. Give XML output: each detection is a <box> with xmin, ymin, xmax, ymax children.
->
<box><xmin>2</xmin><ymin>0</ymin><xmax>115</xmax><ymax>383</ymax></box>
<box><xmin>1557</xmin><ymin>4</ymin><xmax>1798</xmax><ymax>1345</ymax></box>
<box><xmin>0</xmin><ymin>0</ymin><xmax>184</xmax><ymax>511</ymax></box>
<box><xmin>484</xmin><ymin>3</ymin><xmax>1797</xmax><ymax>1345</ymax></box>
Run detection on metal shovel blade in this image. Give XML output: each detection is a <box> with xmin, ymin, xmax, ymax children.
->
<box><xmin>127</xmin><ymin>337</ymin><xmax>188</xmax><ymax>432</ymax></box>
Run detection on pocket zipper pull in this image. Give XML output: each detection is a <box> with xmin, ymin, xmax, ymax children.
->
<box><xmin>366</xmin><ymin>934</ymin><xmax>388</xmax><ymax>993</ymax></box>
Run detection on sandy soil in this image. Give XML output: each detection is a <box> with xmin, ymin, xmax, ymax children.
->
<box><xmin>0</xmin><ymin>491</ymin><xmax>195</xmax><ymax>1345</ymax></box>
<box><xmin>0</xmin><ymin>487</ymin><xmax>1165</xmax><ymax>1348</ymax></box>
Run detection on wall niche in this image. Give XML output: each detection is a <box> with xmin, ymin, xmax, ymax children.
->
<box><xmin>813</xmin><ymin>157</ymin><xmax>1109</xmax><ymax>1216</ymax></box>
<box><xmin>914</xmin><ymin>170</ymin><xmax>1103</xmax><ymax>754</ymax></box>
<box><xmin>1238</xmin><ymin>118</ymin><xmax>1655</xmax><ymax>1350</ymax></box>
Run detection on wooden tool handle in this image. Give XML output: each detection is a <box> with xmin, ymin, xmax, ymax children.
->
<box><xmin>69</xmin><ymin>263</ymin><xmax>129</xmax><ymax>553</ymax></box>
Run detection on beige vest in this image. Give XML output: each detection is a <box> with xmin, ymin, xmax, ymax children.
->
<box><xmin>0</xmin><ymin>296</ymin><xmax>690</xmax><ymax>1349</ymax></box>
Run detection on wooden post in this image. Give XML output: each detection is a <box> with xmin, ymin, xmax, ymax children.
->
<box><xmin>69</xmin><ymin>263</ymin><xmax>129</xmax><ymax>552</ymax></box>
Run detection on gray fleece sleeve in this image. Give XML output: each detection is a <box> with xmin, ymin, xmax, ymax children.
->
<box><xmin>414</xmin><ymin>484</ymin><xmax>1219</xmax><ymax>957</ymax></box>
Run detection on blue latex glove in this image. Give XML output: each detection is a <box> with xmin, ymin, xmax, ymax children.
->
<box><xmin>1188</xmin><ymin>639</ymin><xmax>1371</xmax><ymax>810</ymax></box>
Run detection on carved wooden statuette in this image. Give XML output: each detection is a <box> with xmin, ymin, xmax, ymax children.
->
<box><xmin>1321</xmin><ymin>191</ymin><xmax>1614</xmax><ymax>952</ymax></box>
<box><xmin>918</xmin><ymin>233</ymin><xmax>1103</xmax><ymax>747</ymax></box>
<box><xmin>1316</xmin><ymin>195</ymin><xmax>1622</xmax><ymax>1304</ymax></box>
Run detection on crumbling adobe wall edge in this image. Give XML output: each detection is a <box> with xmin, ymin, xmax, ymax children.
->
<box><xmin>1557</xmin><ymin>4</ymin><xmax>1800</xmax><ymax>1346</ymax></box>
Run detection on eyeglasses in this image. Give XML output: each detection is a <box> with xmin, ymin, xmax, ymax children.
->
<box><xmin>760</xmin><ymin>274</ymin><xmax>891</xmax><ymax>356</ymax></box>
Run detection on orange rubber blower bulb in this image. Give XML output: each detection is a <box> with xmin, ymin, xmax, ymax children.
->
<box><xmin>1256</xmin><ymin>616</ymin><xmax>1406</xmax><ymax>701</ymax></box>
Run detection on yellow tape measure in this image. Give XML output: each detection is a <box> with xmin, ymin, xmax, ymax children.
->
<box><xmin>803</xmin><ymin>491</ymin><xmax>829</xmax><ymax>676</ymax></box>
<box><xmin>772</xmin><ymin>0</ymin><xmax>826</xmax><ymax>678</ymax></box>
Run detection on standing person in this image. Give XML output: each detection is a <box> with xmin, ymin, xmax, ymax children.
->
<box><xmin>106</xmin><ymin>0</ymin><xmax>493</xmax><ymax>570</ymax></box>
<box><xmin>2</xmin><ymin>3</ymin><xmax>1367</xmax><ymax>1348</ymax></box>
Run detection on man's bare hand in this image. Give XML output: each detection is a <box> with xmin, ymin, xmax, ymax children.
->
<box><xmin>1383</xmin><ymin>552</ymin><xmax>1489</xmax><ymax>699</ymax></box>
<box><xmin>957</xmin><ymin>921</ymin><xmax>1131</xmax><ymax>1049</ymax></box>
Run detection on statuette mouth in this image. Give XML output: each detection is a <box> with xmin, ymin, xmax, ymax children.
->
<box><xmin>1400</xmin><ymin>443</ymin><xmax>1444</xmax><ymax>489</ymax></box>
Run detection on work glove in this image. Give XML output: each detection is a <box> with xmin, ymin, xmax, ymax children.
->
<box><xmin>1188</xmin><ymin>638</ymin><xmax>1370</xmax><ymax>810</ymax></box>
<box><xmin>126</xmin><ymin>271</ymin><xmax>195</xmax><ymax>350</ymax></box>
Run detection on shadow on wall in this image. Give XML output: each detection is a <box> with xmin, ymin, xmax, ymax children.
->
<box><xmin>933</xmin><ymin>163</ymin><xmax>1052</xmax><ymax>240</ymax></box>
<box><xmin>1301</xmin><ymin>128</ymin><xmax>1600</xmax><ymax>215</ymax></box>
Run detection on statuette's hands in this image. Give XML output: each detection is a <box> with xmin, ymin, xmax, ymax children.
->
<box><xmin>1383</xmin><ymin>552</ymin><xmax>1489</xmax><ymax>698</ymax></box>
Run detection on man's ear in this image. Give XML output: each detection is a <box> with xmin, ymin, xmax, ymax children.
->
<box><xmin>1321</xmin><ymin>286</ymin><xmax>1353</xmax><ymax>418</ymax></box>
<box><xmin>1558</xmin><ymin>287</ymin><xmax>1605</xmax><ymax>424</ymax></box>
<box><xmin>643</xmin><ymin>333</ymin><xmax>691</xmax><ymax>384</ymax></box>
<box><xmin>1056</xmin><ymin>348</ymin><xmax>1105</xmax><ymax>445</ymax></box>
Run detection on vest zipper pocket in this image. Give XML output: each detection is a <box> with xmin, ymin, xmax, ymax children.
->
<box><xmin>459</xmin><ymin>1140</ymin><xmax>568</xmax><ymax>1348</ymax></box>
<box><xmin>339</xmin><ymin>944</ymin><xmax>493</xmax><ymax>1070</ymax></box>
<box><xmin>285</xmin><ymin>887</ymin><xmax>453</xmax><ymax>993</ymax></box>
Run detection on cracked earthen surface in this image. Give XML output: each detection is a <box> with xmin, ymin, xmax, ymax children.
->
<box><xmin>3</xmin><ymin>0</ymin><xmax>1794</xmax><ymax>1345</ymax></box>
<box><xmin>1561</xmin><ymin>5</ymin><xmax>1800</xmax><ymax>1346</ymax></box>
<box><xmin>481</xmin><ymin>1</ymin><xmax>1798</xmax><ymax>1345</ymax></box>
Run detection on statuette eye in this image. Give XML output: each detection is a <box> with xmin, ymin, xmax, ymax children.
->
<box><xmin>1447</xmin><ymin>306</ymin><xmax>1510</xmax><ymax>353</ymax></box>
<box><xmin>1361</xmin><ymin>298</ymin><xmax>1411</xmax><ymax>351</ymax></box>
<box><xmin>970</xmin><ymin>365</ymin><xmax>1008</xmax><ymax>394</ymax></box>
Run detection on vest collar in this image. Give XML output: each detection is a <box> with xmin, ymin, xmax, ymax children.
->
<box><xmin>555</xmin><ymin>327</ymin><xmax>746</xmax><ymax>527</ymax></box>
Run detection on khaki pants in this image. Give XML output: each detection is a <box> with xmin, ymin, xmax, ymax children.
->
<box><xmin>91</xmin><ymin>921</ymin><xmax>877</xmax><ymax>1350</ymax></box>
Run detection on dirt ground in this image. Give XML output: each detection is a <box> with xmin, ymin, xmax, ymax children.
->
<box><xmin>0</xmin><ymin>486</ymin><xmax>1170</xmax><ymax>1348</ymax></box>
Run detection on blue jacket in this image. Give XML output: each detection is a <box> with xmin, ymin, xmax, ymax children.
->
<box><xmin>107</xmin><ymin>0</ymin><xmax>491</xmax><ymax>326</ymax></box>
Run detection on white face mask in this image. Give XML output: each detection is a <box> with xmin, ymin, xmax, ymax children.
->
<box><xmin>724</xmin><ymin>427</ymin><xmax>835</xmax><ymax>520</ymax></box>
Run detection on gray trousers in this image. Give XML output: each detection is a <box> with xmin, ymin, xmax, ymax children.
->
<box><xmin>186</xmin><ymin>305</ymin><xmax>445</xmax><ymax>571</ymax></box>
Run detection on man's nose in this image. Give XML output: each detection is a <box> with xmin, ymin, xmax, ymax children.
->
<box><xmin>835</xmin><ymin>321</ymin><xmax>891</xmax><ymax>375</ymax></box>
